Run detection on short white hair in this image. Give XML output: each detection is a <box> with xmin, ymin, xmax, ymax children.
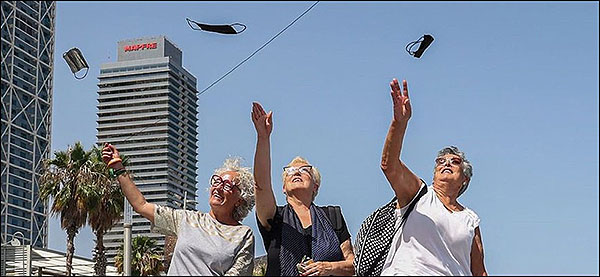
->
<box><xmin>213</xmin><ymin>157</ymin><xmax>255</xmax><ymax>222</ymax></box>
<box><xmin>282</xmin><ymin>156</ymin><xmax>321</xmax><ymax>201</ymax></box>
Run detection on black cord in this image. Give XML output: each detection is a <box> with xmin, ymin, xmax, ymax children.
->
<box><xmin>186</xmin><ymin>18</ymin><xmax>202</xmax><ymax>31</ymax></box>
<box><xmin>406</xmin><ymin>36</ymin><xmax>424</xmax><ymax>56</ymax></box>
<box><xmin>230</xmin><ymin>23</ymin><xmax>247</xmax><ymax>33</ymax></box>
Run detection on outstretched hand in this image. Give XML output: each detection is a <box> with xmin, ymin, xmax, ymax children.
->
<box><xmin>101</xmin><ymin>143</ymin><xmax>123</xmax><ymax>169</ymax></box>
<box><xmin>390</xmin><ymin>78</ymin><xmax>412</xmax><ymax>124</ymax></box>
<box><xmin>251</xmin><ymin>102</ymin><xmax>273</xmax><ymax>138</ymax></box>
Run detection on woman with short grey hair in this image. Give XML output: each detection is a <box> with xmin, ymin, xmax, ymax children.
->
<box><xmin>433</xmin><ymin>146</ymin><xmax>473</xmax><ymax>197</ymax></box>
<box><xmin>354</xmin><ymin>78</ymin><xmax>487</xmax><ymax>276</ymax></box>
<box><xmin>251</xmin><ymin>102</ymin><xmax>355</xmax><ymax>276</ymax></box>
<box><xmin>102</xmin><ymin>144</ymin><xmax>255</xmax><ymax>276</ymax></box>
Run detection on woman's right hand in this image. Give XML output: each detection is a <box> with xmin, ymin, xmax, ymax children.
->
<box><xmin>251</xmin><ymin>102</ymin><xmax>273</xmax><ymax>139</ymax></box>
<box><xmin>390</xmin><ymin>78</ymin><xmax>412</xmax><ymax>125</ymax></box>
<box><xmin>102</xmin><ymin>143</ymin><xmax>123</xmax><ymax>169</ymax></box>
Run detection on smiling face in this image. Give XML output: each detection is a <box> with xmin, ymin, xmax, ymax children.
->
<box><xmin>433</xmin><ymin>154</ymin><xmax>469</xmax><ymax>187</ymax></box>
<box><xmin>209</xmin><ymin>171</ymin><xmax>243</xmax><ymax>214</ymax></box>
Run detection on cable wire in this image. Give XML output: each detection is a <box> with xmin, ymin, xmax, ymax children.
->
<box><xmin>198</xmin><ymin>1</ymin><xmax>320</xmax><ymax>95</ymax></box>
<box><xmin>111</xmin><ymin>2</ymin><xmax>320</xmax><ymax>144</ymax></box>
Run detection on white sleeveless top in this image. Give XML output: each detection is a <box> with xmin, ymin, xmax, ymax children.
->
<box><xmin>381</xmin><ymin>185</ymin><xmax>480</xmax><ymax>276</ymax></box>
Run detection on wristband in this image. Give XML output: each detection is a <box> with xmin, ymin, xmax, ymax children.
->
<box><xmin>109</xmin><ymin>168</ymin><xmax>126</xmax><ymax>179</ymax></box>
<box><xmin>107</xmin><ymin>158</ymin><xmax>122</xmax><ymax>167</ymax></box>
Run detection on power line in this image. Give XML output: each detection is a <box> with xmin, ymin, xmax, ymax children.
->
<box><xmin>113</xmin><ymin>2</ymin><xmax>320</xmax><ymax>144</ymax></box>
<box><xmin>198</xmin><ymin>1</ymin><xmax>320</xmax><ymax>96</ymax></box>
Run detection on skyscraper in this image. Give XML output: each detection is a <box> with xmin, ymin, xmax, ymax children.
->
<box><xmin>1</xmin><ymin>1</ymin><xmax>56</xmax><ymax>248</ymax></box>
<box><xmin>96</xmin><ymin>36</ymin><xmax>198</xmax><ymax>263</ymax></box>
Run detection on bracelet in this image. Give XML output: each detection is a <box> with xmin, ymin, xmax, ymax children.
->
<box><xmin>109</xmin><ymin>168</ymin><xmax>127</xmax><ymax>179</ymax></box>
<box><xmin>107</xmin><ymin>158</ymin><xmax>122</xmax><ymax>167</ymax></box>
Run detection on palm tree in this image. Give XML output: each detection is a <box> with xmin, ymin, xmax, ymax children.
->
<box><xmin>115</xmin><ymin>235</ymin><xmax>165</xmax><ymax>276</ymax></box>
<box><xmin>87</xmin><ymin>145</ymin><xmax>126</xmax><ymax>276</ymax></box>
<box><xmin>253</xmin><ymin>255</ymin><xmax>268</xmax><ymax>276</ymax></box>
<box><xmin>39</xmin><ymin>142</ymin><xmax>103</xmax><ymax>276</ymax></box>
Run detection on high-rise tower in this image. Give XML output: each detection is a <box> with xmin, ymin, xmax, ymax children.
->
<box><xmin>1</xmin><ymin>1</ymin><xmax>56</xmax><ymax>248</ymax></box>
<box><xmin>96</xmin><ymin>36</ymin><xmax>198</xmax><ymax>263</ymax></box>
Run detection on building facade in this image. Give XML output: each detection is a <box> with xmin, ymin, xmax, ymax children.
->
<box><xmin>96</xmin><ymin>36</ymin><xmax>198</xmax><ymax>263</ymax></box>
<box><xmin>1</xmin><ymin>1</ymin><xmax>56</xmax><ymax>249</ymax></box>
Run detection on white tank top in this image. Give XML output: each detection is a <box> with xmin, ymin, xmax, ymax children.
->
<box><xmin>381</xmin><ymin>185</ymin><xmax>480</xmax><ymax>276</ymax></box>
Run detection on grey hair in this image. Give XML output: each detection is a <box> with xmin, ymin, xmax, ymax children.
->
<box><xmin>213</xmin><ymin>157</ymin><xmax>255</xmax><ymax>222</ymax></box>
<box><xmin>433</xmin><ymin>146</ymin><xmax>473</xmax><ymax>197</ymax></box>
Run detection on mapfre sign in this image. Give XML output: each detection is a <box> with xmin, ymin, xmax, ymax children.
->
<box><xmin>124</xmin><ymin>42</ymin><xmax>157</xmax><ymax>52</ymax></box>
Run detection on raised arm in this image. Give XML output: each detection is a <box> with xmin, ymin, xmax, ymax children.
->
<box><xmin>381</xmin><ymin>79</ymin><xmax>421</xmax><ymax>207</ymax></box>
<box><xmin>251</xmin><ymin>102</ymin><xmax>277</xmax><ymax>230</ymax></box>
<box><xmin>102</xmin><ymin>144</ymin><xmax>156</xmax><ymax>223</ymax></box>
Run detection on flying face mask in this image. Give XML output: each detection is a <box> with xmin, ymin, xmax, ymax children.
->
<box><xmin>186</xmin><ymin>18</ymin><xmax>246</xmax><ymax>34</ymax></box>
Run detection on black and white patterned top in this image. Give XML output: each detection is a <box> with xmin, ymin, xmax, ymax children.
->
<box><xmin>353</xmin><ymin>185</ymin><xmax>428</xmax><ymax>276</ymax></box>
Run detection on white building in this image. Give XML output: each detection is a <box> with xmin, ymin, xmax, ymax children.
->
<box><xmin>96</xmin><ymin>36</ymin><xmax>199</xmax><ymax>264</ymax></box>
<box><xmin>2</xmin><ymin>245</ymin><xmax>119</xmax><ymax>276</ymax></box>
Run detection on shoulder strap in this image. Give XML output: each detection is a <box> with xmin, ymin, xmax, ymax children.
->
<box><xmin>399</xmin><ymin>185</ymin><xmax>428</xmax><ymax>229</ymax></box>
<box><xmin>326</xmin><ymin>205</ymin><xmax>342</xmax><ymax>230</ymax></box>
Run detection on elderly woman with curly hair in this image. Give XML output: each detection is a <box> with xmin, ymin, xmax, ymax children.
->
<box><xmin>251</xmin><ymin>102</ymin><xmax>355</xmax><ymax>276</ymax></box>
<box><xmin>102</xmin><ymin>144</ymin><xmax>256</xmax><ymax>276</ymax></box>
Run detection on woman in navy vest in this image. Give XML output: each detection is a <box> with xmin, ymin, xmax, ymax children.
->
<box><xmin>251</xmin><ymin>102</ymin><xmax>355</xmax><ymax>276</ymax></box>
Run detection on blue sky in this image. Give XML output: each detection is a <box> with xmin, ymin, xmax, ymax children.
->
<box><xmin>48</xmin><ymin>1</ymin><xmax>598</xmax><ymax>275</ymax></box>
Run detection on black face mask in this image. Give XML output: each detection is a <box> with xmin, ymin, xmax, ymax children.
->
<box><xmin>406</xmin><ymin>34</ymin><xmax>434</xmax><ymax>58</ymax></box>
<box><xmin>186</xmin><ymin>18</ymin><xmax>246</xmax><ymax>34</ymax></box>
<box><xmin>63</xmin><ymin>47</ymin><xmax>90</xmax><ymax>79</ymax></box>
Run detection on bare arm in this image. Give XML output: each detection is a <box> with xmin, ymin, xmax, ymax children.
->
<box><xmin>381</xmin><ymin>79</ymin><xmax>421</xmax><ymax>207</ymax></box>
<box><xmin>251</xmin><ymin>102</ymin><xmax>277</xmax><ymax>230</ymax></box>
<box><xmin>102</xmin><ymin>144</ymin><xmax>156</xmax><ymax>223</ymax></box>
<box><xmin>301</xmin><ymin>239</ymin><xmax>355</xmax><ymax>276</ymax></box>
<box><xmin>470</xmin><ymin>227</ymin><xmax>488</xmax><ymax>276</ymax></box>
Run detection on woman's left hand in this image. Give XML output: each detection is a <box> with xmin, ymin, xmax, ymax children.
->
<box><xmin>300</xmin><ymin>261</ymin><xmax>333</xmax><ymax>276</ymax></box>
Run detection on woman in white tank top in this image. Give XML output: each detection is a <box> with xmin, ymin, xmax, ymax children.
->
<box><xmin>356</xmin><ymin>78</ymin><xmax>487</xmax><ymax>276</ymax></box>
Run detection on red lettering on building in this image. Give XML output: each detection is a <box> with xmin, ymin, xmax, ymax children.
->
<box><xmin>124</xmin><ymin>42</ymin><xmax>158</xmax><ymax>52</ymax></box>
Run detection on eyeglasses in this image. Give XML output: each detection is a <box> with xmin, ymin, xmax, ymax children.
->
<box><xmin>210</xmin><ymin>175</ymin><xmax>239</xmax><ymax>192</ymax></box>
<box><xmin>283</xmin><ymin>165</ymin><xmax>313</xmax><ymax>176</ymax></box>
<box><xmin>435</xmin><ymin>157</ymin><xmax>462</xmax><ymax>166</ymax></box>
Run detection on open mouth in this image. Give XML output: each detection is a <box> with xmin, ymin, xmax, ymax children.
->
<box><xmin>212</xmin><ymin>190</ymin><xmax>223</xmax><ymax>200</ymax></box>
<box><xmin>292</xmin><ymin>176</ymin><xmax>303</xmax><ymax>183</ymax></box>
<box><xmin>441</xmin><ymin>168</ymin><xmax>453</xmax><ymax>174</ymax></box>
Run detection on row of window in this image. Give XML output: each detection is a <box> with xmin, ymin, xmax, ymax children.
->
<box><xmin>9</xmin><ymin>153</ymin><xmax>32</xmax><ymax>169</ymax></box>
<box><xmin>167</xmin><ymin>135</ymin><xmax>196</xmax><ymax>154</ymax></box>
<box><xmin>8</xmin><ymin>197</ymin><xmax>31</xmax><ymax>211</ymax></box>
<box><xmin>8</xmin><ymin>206</ymin><xmax>31</xmax><ymax>219</ymax></box>
<box><xmin>98</xmin><ymin>87</ymin><xmax>169</xmax><ymax>103</ymax></box>
<box><xmin>98</xmin><ymin>71</ymin><xmax>168</xmax><ymax>84</ymax></box>
<box><xmin>97</xmin><ymin>114</ymin><xmax>196</xmax><ymax>138</ymax></box>
<box><xmin>16</xmin><ymin>1</ymin><xmax>39</xmax><ymax>20</ymax></box>
<box><xmin>8</xmin><ymin>178</ymin><xmax>32</xmax><ymax>198</ymax></box>
<box><xmin>99</xmin><ymin>63</ymin><xmax>168</xmax><ymax>75</ymax></box>
<box><xmin>96</xmin><ymin>112</ymin><xmax>165</xmax><ymax>126</ymax></box>
<box><xmin>99</xmin><ymin>77</ymin><xmax>169</xmax><ymax>90</ymax></box>
<box><xmin>14</xmin><ymin>18</ymin><xmax>38</xmax><ymax>45</ymax></box>
<box><xmin>4</xmin><ymin>224</ymin><xmax>31</xmax><ymax>240</ymax></box>
<box><xmin>98</xmin><ymin>98</ymin><xmax>168</xmax><ymax>111</ymax></box>
<box><xmin>99</xmin><ymin>76</ymin><xmax>196</xmax><ymax>104</ymax></box>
